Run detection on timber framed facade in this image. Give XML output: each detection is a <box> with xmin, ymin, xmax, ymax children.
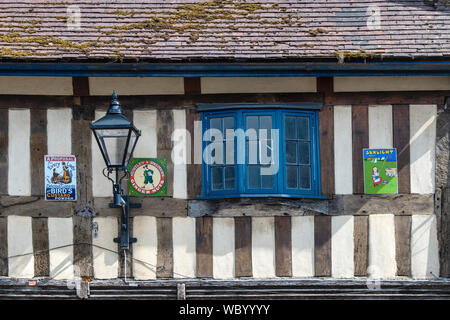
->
<box><xmin>0</xmin><ymin>0</ymin><xmax>449</xmax><ymax>299</ymax></box>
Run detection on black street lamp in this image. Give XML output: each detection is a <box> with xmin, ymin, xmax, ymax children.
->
<box><xmin>90</xmin><ymin>90</ymin><xmax>141</xmax><ymax>250</ymax></box>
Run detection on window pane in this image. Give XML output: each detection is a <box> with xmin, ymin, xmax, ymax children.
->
<box><xmin>223</xmin><ymin>117</ymin><xmax>234</xmax><ymax>134</ymax></box>
<box><xmin>285</xmin><ymin>116</ymin><xmax>296</xmax><ymax>139</ymax></box>
<box><xmin>286</xmin><ymin>166</ymin><xmax>298</xmax><ymax>188</ymax></box>
<box><xmin>286</xmin><ymin>141</ymin><xmax>297</xmax><ymax>164</ymax></box>
<box><xmin>248</xmin><ymin>165</ymin><xmax>260</xmax><ymax>189</ymax></box>
<box><xmin>246</xmin><ymin>116</ymin><xmax>258</xmax><ymax>130</ymax></box>
<box><xmin>261</xmin><ymin>167</ymin><xmax>274</xmax><ymax>189</ymax></box>
<box><xmin>212</xmin><ymin>167</ymin><xmax>223</xmax><ymax>190</ymax></box>
<box><xmin>299</xmin><ymin>166</ymin><xmax>311</xmax><ymax>189</ymax></box>
<box><xmin>224</xmin><ymin>166</ymin><xmax>235</xmax><ymax>189</ymax></box>
<box><xmin>210</xmin><ymin>118</ymin><xmax>222</xmax><ymax>131</ymax></box>
<box><xmin>260</xmin><ymin>116</ymin><xmax>272</xmax><ymax>139</ymax></box>
<box><xmin>299</xmin><ymin>142</ymin><xmax>310</xmax><ymax>165</ymax></box>
<box><xmin>298</xmin><ymin>117</ymin><xmax>309</xmax><ymax>140</ymax></box>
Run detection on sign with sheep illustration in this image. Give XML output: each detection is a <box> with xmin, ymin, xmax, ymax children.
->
<box><xmin>363</xmin><ymin>148</ymin><xmax>398</xmax><ymax>194</ymax></box>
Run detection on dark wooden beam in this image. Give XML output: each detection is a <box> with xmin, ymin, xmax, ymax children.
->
<box><xmin>32</xmin><ymin>217</ymin><xmax>49</xmax><ymax>277</ymax></box>
<box><xmin>314</xmin><ymin>215</ymin><xmax>331</xmax><ymax>277</ymax></box>
<box><xmin>0</xmin><ymin>194</ymin><xmax>433</xmax><ymax>217</ymax></box>
<box><xmin>72</xmin><ymin>92</ymin><xmax>94</xmax><ymax>279</ymax></box>
<box><xmin>157</xmin><ymin>110</ymin><xmax>174</xmax><ymax>197</ymax></box>
<box><xmin>30</xmin><ymin>109</ymin><xmax>47</xmax><ymax>196</ymax></box>
<box><xmin>0</xmin><ymin>91</ymin><xmax>448</xmax><ymax>110</ymax></box>
<box><xmin>275</xmin><ymin>216</ymin><xmax>292</xmax><ymax>277</ymax></box>
<box><xmin>352</xmin><ymin>105</ymin><xmax>369</xmax><ymax>194</ymax></box>
<box><xmin>196</xmin><ymin>216</ymin><xmax>213</xmax><ymax>278</ymax></box>
<box><xmin>0</xmin><ymin>109</ymin><xmax>7</xmax><ymax>195</ymax></box>
<box><xmin>0</xmin><ymin>217</ymin><xmax>7</xmax><ymax>276</ymax></box>
<box><xmin>156</xmin><ymin>217</ymin><xmax>173</xmax><ymax>278</ymax></box>
<box><xmin>234</xmin><ymin>217</ymin><xmax>252</xmax><ymax>277</ymax></box>
<box><xmin>186</xmin><ymin>108</ymin><xmax>202</xmax><ymax>199</ymax></box>
<box><xmin>395</xmin><ymin>215</ymin><xmax>412</xmax><ymax>277</ymax></box>
<box><xmin>317</xmin><ymin>77</ymin><xmax>335</xmax><ymax>197</ymax></box>
<box><xmin>94</xmin><ymin>197</ymin><xmax>187</xmax><ymax>217</ymax></box>
<box><xmin>393</xmin><ymin>104</ymin><xmax>411</xmax><ymax>194</ymax></box>
<box><xmin>184</xmin><ymin>78</ymin><xmax>201</xmax><ymax>95</ymax></box>
<box><xmin>354</xmin><ymin>216</ymin><xmax>368</xmax><ymax>276</ymax></box>
<box><xmin>72</xmin><ymin>77</ymin><xmax>90</xmax><ymax>97</ymax></box>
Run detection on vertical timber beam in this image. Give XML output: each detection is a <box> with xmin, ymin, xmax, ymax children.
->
<box><xmin>196</xmin><ymin>216</ymin><xmax>213</xmax><ymax>278</ymax></box>
<box><xmin>0</xmin><ymin>109</ymin><xmax>7</xmax><ymax>195</ymax></box>
<box><xmin>275</xmin><ymin>216</ymin><xmax>292</xmax><ymax>277</ymax></box>
<box><xmin>235</xmin><ymin>217</ymin><xmax>252</xmax><ymax>277</ymax></box>
<box><xmin>436</xmin><ymin>101</ymin><xmax>450</xmax><ymax>277</ymax></box>
<box><xmin>72</xmin><ymin>77</ymin><xmax>94</xmax><ymax>279</ymax></box>
<box><xmin>314</xmin><ymin>215</ymin><xmax>332</xmax><ymax>277</ymax></box>
<box><xmin>393</xmin><ymin>104</ymin><xmax>411</xmax><ymax>194</ymax></box>
<box><xmin>30</xmin><ymin>109</ymin><xmax>47</xmax><ymax>196</ymax></box>
<box><xmin>157</xmin><ymin>110</ymin><xmax>174</xmax><ymax>196</ymax></box>
<box><xmin>0</xmin><ymin>217</ymin><xmax>7</xmax><ymax>276</ymax></box>
<box><xmin>156</xmin><ymin>217</ymin><xmax>173</xmax><ymax>278</ymax></box>
<box><xmin>32</xmin><ymin>217</ymin><xmax>50</xmax><ymax>277</ymax></box>
<box><xmin>317</xmin><ymin>77</ymin><xmax>334</xmax><ymax>197</ymax></box>
<box><xmin>352</xmin><ymin>105</ymin><xmax>369</xmax><ymax>194</ymax></box>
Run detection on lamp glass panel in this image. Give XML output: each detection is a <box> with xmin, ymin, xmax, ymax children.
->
<box><xmin>124</xmin><ymin>130</ymin><xmax>138</xmax><ymax>167</ymax></box>
<box><xmin>95</xmin><ymin>128</ymin><xmax>130</xmax><ymax>167</ymax></box>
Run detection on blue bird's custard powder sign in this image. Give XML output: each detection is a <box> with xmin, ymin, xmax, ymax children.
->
<box><xmin>44</xmin><ymin>155</ymin><xmax>76</xmax><ymax>201</ymax></box>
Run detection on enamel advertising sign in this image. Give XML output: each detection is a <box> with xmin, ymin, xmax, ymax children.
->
<box><xmin>363</xmin><ymin>148</ymin><xmax>398</xmax><ymax>194</ymax></box>
<box><xmin>44</xmin><ymin>155</ymin><xmax>77</xmax><ymax>201</ymax></box>
<box><xmin>128</xmin><ymin>158</ymin><xmax>167</xmax><ymax>196</ymax></box>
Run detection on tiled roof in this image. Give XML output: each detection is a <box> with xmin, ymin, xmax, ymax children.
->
<box><xmin>0</xmin><ymin>0</ymin><xmax>450</xmax><ymax>62</ymax></box>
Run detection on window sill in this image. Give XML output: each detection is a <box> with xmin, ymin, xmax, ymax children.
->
<box><xmin>196</xmin><ymin>194</ymin><xmax>329</xmax><ymax>200</ymax></box>
<box><xmin>189</xmin><ymin>195</ymin><xmax>329</xmax><ymax>217</ymax></box>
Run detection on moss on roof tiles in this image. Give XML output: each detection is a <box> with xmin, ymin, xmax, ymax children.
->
<box><xmin>0</xmin><ymin>0</ymin><xmax>300</xmax><ymax>59</ymax></box>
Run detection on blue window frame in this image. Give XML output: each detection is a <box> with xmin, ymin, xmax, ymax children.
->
<box><xmin>201</xmin><ymin>108</ymin><xmax>322</xmax><ymax>199</ymax></box>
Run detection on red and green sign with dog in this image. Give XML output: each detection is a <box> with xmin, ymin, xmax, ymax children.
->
<box><xmin>363</xmin><ymin>148</ymin><xmax>398</xmax><ymax>194</ymax></box>
<box><xmin>128</xmin><ymin>158</ymin><xmax>167</xmax><ymax>196</ymax></box>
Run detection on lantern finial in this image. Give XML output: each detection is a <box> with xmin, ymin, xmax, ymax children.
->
<box><xmin>107</xmin><ymin>90</ymin><xmax>123</xmax><ymax>115</ymax></box>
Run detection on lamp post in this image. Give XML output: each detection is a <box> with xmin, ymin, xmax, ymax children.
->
<box><xmin>90</xmin><ymin>90</ymin><xmax>141</xmax><ymax>249</ymax></box>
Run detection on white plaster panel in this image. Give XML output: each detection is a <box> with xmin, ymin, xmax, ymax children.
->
<box><xmin>89</xmin><ymin>77</ymin><xmax>184</xmax><ymax>95</ymax></box>
<box><xmin>8</xmin><ymin>216</ymin><xmax>34</xmax><ymax>278</ymax></box>
<box><xmin>201</xmin><ymin>77</ymin><xmax>317</xmax><ymax>94</ymax></box>
<box><xmin>331</xmin><ymin>216</ymin><xmax>354</xmax><ymax>278</ymax></box>
<box><xmin>369</xmin><ymin>105</ymin><xmax>393</xmax><ymax>148</ymax></box>
<box><xmin>0</xmin><ymin>76</ymin><xmax>73</xmax><ymax>95</ymax></box>
<box><xmin>47</xmin><ymin>108</ymin><xmax>72</xmax><ymax>155</ymax></box>
<box><xmin>334</xmin><ymin>105</ymin><xmax>353</xmax><ymax>194</ymax></box>
<box><xmin>92</xmin><ymin>217</ymin><xmax>118</xmax><ymax>279</ymax></box>
<box><xmin>133</xmin><ymin>216</ymin><xmax>157</xmax><ymax>280</ymax></box>
<box><xmin>132</xmin><ymin>110</ymin><xmax>157</xmax><ymax>158</ymax></box>
<box><xmin>212</xmin><ymin>217</ymin><xmax>235</xmax><ymax>279</ymax></box>
<box><xmin>291</xmin><ymin>216</ymin><xmax>315</xmax><ymax>277</ymax></box>
<box><xmin>411</xmin><ymin>215</ymin><xmax>439</xmax><ymax>279</ymax></box>
<box><xmin>368</xmin><ymin>214</ymin><xmax>397</xmax><ymax>279</ymax></box>
<box><xmin>251</xmin><ymin>217</ymin><xmax>276</xmax><ymax>278</ymax></box>
<box><xmin>173</xmin><ymin>217</ymin><xmax>196</xmax><ymax>278</ymax></box>
<box><xmin>410</xmin><ymin>105</ymin><xmax>436</xmax><ymax>194</ymax></box>
<box><xmin>8</xmin><ymin>109</ymin><xmax>30</xmax><ymax>196</ymax></box>
<box><xmin>48</xmin><ymin>217</ymin><xmax>74</xmax><ymax>280</ymax></box>
<box><xmin>334</xmin><ymin>76</ymin><xmax>450</xmax><ymax>92</ymax></box>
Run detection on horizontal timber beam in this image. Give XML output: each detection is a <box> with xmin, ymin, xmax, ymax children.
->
<box><xmin>0</xmin><ymin>194</ymin><xmax>434</xmax><ymax>217</ymax></box>
<box><xmin>0</xmin><ymin>91</ymin><xmax>449</xmax><ymax>110</ymax></box>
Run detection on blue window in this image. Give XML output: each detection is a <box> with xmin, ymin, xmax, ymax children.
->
<box><xmin>201</xmin><ymin>107</ymin><xmax>322</xmax><ymax>199</ymax></box>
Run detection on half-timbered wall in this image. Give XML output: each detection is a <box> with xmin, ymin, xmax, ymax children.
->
<box><xmin>0</xmin><ymin>76</ymin><xmax>448</xmax><ymax>281</ymax></box>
